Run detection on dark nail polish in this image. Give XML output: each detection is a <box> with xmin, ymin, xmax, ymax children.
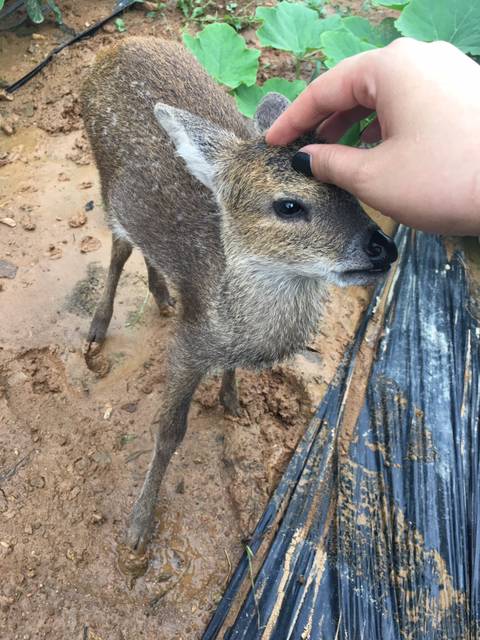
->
<box><xmin>291</xmin><ymin>152</ymin><xmax>313</xmax><ymax>177</ymax></box>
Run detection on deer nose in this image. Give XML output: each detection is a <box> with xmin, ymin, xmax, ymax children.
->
<box><xmin>365</xmin><ymin>229</ymin><xmax>398</xmax><ymax>270</ymax></box>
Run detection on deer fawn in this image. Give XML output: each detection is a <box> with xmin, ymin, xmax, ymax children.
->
<box><xmin>81</xmin><ymin>37</ymin><xmax>397</xmax><ymax>552</ymax></box>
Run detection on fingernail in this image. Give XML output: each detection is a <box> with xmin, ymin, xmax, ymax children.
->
<box><xmin>291</xmin><ymin>152</ymin><xmax>313</xmax><ymax>177</ymax></box>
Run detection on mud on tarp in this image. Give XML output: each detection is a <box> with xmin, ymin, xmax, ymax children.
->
<box><xmin>204</xmin><ymin>227</ymin><xmax>480</xmax><ymax>639</ymax></box>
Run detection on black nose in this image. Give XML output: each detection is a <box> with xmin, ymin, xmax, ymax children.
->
<box><xmin>365</xmin><ymin>229</ymin><xmax>398</xmax><ymax>271</ymax></box>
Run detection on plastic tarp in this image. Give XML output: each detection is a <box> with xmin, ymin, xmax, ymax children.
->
<box><xmin>203</xmin><ymin>227</ymin><xmax>480</xmax><ymax>639</ymax></box>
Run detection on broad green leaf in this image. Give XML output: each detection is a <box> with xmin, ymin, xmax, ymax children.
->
<box><xmin>0</xmin><ymin>0</ymin><xmax>5</xmax><ymax>11</ymax></box>
<box><xmin>26</xmin><ymin>0</ymin><xmax>44</xmax><ymax>23</ymax></box>
<box><xmin>234</xmin><ymin>85</ymin><xmax>264</xmax><ymax>118</ymax></box>
<box><xmin>321</xmin><ymin>30</ymin><xmax>377</xmax><ymax>68</ymax></box>
<box><xmin>372</xmin><ymin>0</ymin><xmax>410</xmax><ymax>8</ymax></box>
<box><xmin>234</xmin><ymin>78</ymin><xmax>307</xmax><ymax>118</ymax></box>
<box><xmin>183</xmin><ymin>23</ymin><xmax>260</xmax><ymax>89</ymax></box>
<box><xmin>256</xmin><ymin>4</ymin><xmax>342</xmax><ymax>58</ymax></box>
<box><xmin>396</xmin><ymin>0</ymin><xmax>480</xmax><ymax>54</ymax></box>
<box><xmin>341</xmin><ymin>16</ymin><xmax>400</xmax><ymax>46</ymax></box>
<box><xmin>375</xmin><ymin>17</ymin><xmax>402</xmax><ymax>45</ymax></box>
<box><xmin>342</xmin><ymin>16</ymin><xmax>379</xmax><ymax>42</ymax></box>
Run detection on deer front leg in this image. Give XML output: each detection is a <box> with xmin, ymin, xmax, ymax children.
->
<box><xmin>126</xmin><ymin>351</ymin><xmax>205</xmax><ymax>553</ymax></box>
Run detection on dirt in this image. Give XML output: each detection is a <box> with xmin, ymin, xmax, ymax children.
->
<box><xmin>0</xmin><ymin>2</ymin><xmax>394</xmax><ymax>638</ymax></box>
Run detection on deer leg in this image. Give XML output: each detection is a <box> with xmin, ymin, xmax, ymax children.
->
<box><xmin>145</xmin><ymin>258</ymin><xmax>176</xmax><ymax>316</ymax></box>
<box><xmin>86</xmin><ymin>234</ymin><xmax>132</xmax><ymax>350</ymax></box>
<box><xmin>126</xmin><ymin>347</ymin><xmax>205</xmax><ymax>552</ymax></box>
<box><xmin>219</xmin><ymin>368</ymin><xmax>241</xmax><ymax>416</ymax></box>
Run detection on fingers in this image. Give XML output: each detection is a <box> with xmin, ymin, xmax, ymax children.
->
<box><xmin>266</xmin><ymin>49</ymin><xmax>378</xmax><ymax>145</ymax></box>
<box><xmin>298</xmin><ymin>143</ymin><xmax>373</xmax><ymax>198</ymax></box>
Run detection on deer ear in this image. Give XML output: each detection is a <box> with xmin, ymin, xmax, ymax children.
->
<box><xmin>254</xmin><ymin>92</ymin><xmax>291</xmax><ymax>134</ymax></box>
<box><xmin>154</xmin><ymin>102</ymin><xmax>238</xmax><ymax>190</ymax></box>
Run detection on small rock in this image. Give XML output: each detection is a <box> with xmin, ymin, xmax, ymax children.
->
<box><xmin>80</xmin><ymin>235</ymin><xmax>101</xmax><ymax>253</ymax></box>
<box><xmin>0</xmin><ymin>217</ymin><xmax>16</xmax><ymax>228</ymax></box>
<box><xmin>28</xmin><ymin>476</ymin><xmax>45</xmax><ymax>489</ymax></box>
<box><xmin>143</xmin><ymin>1</ymin><xmax>159</xmax><ymax>10</ymax></box>
<box><xmin>0</xmin><ymin>151</ymin><xmax>12</xmax><ymax>166</ymax></box>
<box><xmin>103</xmin><ymin>405</ymin><xmax>113</xmax><ymax>420</ymax></box>
<box><xmin>24</xmin><ymin>524</ymin><xmax>33</xmax><ymax>535</ymax></box>
<box><xmin>0</xmin><ymin>90</ymin><xmax>13</xmax><ymax>102</ymax></box>
<box><xmin>91</xmin><ymin>512</ymin><xmax>105</xmax><ymax>525</ymax></box>
<box><xmin>47</xmin><ymin>244</ymin><xmax>62</xmax><ymax>260</ymax></box>
<box><xmin>79</xmin><ymin>180</ymin><xmax>93</xmax><ymax>189</ymax></box>
<box><xmin>21</xmin><ymin>215</ymin><xmax>36</xmax><ymax>231</ymax></box>
<box><xmin>85</xmin><ymin>200</ymin><xmax>94</xmax><ymax>212</ymax></box>
<box><xmin>0</xmin><ymin>259</ymin><xmax>17</xmax><ymax>279</ymax></box>
<box><xmin>1</xmin><ymin>120</ymin><xmax>14</xmax><ymax>136</ymax></box>
<box><xmin>102</xmin><ymin>22</ymin><xmax>116</xmax><ymax>33</ymax></box>
<box><xmin>121</xmin><ymin>402</ymin><xmax>138</xmax><ymax>413</ymax></box>
<box><xmin>58</xmin><ymin>172</ymin><xmax>70</xmax><ymax>182</ymax></box>
<box><xmin>68</xmin><ymin>211</ymin><xmax>87</xmax><ymax>228</ymax></box>
<box><xmin>32</xmin><ymin>33</ymin><xmax>46</xmax><ymax>41</ymax></box>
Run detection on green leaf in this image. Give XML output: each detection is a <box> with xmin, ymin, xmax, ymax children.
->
<box><xmin>26</xmin><ymin>0</ymin><xmax>44</xmax><ymax>24</ymax></box>
<box><xmin>338</xmin><ymin>121</ymin><xmax>362</xmax><ymax>146</ymax></box>
<box><xmin>304</xmin><ymin>0</ymin><xmax>325</xmax><ymax>15</ymax></box>
<box><xmin>375</xmin><ymin>17</ymin><xmax>402</xmax><ymax>45</ymax></box>
<box><xmin>396</xmin><ymin>0</ymin><xmax>480</xmax><ymax>54</ymax></box>
<box><xmin>321</xmin><ymin>30</ymin><xmax>377</xmax><ymax>68</ymax></box>
<box><xmin>341</xmin><ymin>16</ymin><xmax>401</xmax><ymax>46</ymax></box>
<box><xmin>115</xmin><ymin>17</ymin><xmax>127</xmax><ymax>32</ymax></box>
<box><xmin>47</xmin><ymin>0</ymin><xmax>63</xmax><ymax>24</ymax></box>
<box><xmin>183</xmin><ymin>23</ymin><xmax>260</xmax><ymax>89</ymax></box>
<box><xmin>256</xmin><ymin>4</ymin><xmax>342</xmax><ymax>58</ymax></box>
<box><xmin>0</xmin><ymin>1</ymin><xmax>5</xmax><ymax>11</ymax></box>
<box><xmin>341</xmin><ymin>16</ymin><xmax>379</xmax><ymax>42</ymax></box>
<box><xmin>234</xmin><ymin>77</ymin><xmax>307</xmax><ymax>118</ymax></box>
<box><xmin>372</xmin><ymin>0</ymin><xmax>410</xmax><ymax>8</ymax></box>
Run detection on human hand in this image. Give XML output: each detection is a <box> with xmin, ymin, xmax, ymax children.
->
<box><xmin>266</xmin><ymin>38</ymin><xmax>480</xmax><ymax>235</ymax></box>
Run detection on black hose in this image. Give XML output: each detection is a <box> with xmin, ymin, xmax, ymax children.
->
<box><xmin>4</xmin><ymin>0</ymin><xmax>140</xmax><ymax>94</ymax></box>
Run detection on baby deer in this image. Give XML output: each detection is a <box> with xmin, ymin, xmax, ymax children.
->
<box><xmin>81</xmin><ymin>37</ymin><xmax>397</xmax><ymax>552</ymax></box>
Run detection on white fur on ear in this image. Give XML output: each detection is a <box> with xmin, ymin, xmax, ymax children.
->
<box><xmin>154</xmin><ymin>103</ymin><xmax>234</xmax><ymax>191</ymax></box>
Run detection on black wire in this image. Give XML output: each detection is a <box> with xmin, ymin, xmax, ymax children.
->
<box><xmin>4</xmin><ymin>0</ymin><xmax>140</xmax><ymax>94</ymax></box>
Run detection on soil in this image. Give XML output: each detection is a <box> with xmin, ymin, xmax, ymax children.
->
<box><xmin>0</xmin><ymin>2</ymin><xmax>395</xmax><ymax>639</ymax></box>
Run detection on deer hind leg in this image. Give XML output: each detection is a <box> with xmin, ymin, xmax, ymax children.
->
<box><xmin>144</xmin><ymin>257</ymin><xmax>176</xmax><ymax>316</ymax></box>
<box><xmin>126</xmin><ymin>343</ymin><xmax>205</xmax><ymax>552</ymax></box>
<box><xmin>219</xmin><ymin>368</ymin><xmax>241</xmax><ymax>416</ymax></box>
<box><xmin>86</xmin><ymin>234</ymin><xmax>132</xmax><ymax>351</ymax></box>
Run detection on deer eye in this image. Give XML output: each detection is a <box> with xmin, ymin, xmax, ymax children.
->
<box><xmin>273</xmin><ymin>199</ymin><xmax>307</xmax><ymax>221</ymax></box>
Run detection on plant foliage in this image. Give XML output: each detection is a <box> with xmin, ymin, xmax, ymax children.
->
<box><xmin>183</xmin><ymin>23</ymin><xmax>260</xmax><ymax>89</ymax></box>
<box><xmin>235</xmin><ymin>78</ymin><xmax>307</xmax><ymax>117</ymax></box>
<box><xmin>396</xmin><ymin>0</ymin><xmax>480</xmax><ymax>55</ymax></box>
<box><xmin>182</xmin><ymin>0</ymin><xmax>478</xmax><ymax>147</ymax></box>
<box><xmin>256</xmin><ymin>4</ymin><xmax>342</xmax><ymax>58</ymax></box>
<box><xmin>24</xmin><ymin>0</ymin><xmax>62</xmax><ymax>24</ymax></box>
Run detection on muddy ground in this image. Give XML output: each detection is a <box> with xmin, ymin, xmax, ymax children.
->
<box><xmin>1</xmin><ymin>2</ymin><xmax>394</xmax><ymax>638</ymax></box>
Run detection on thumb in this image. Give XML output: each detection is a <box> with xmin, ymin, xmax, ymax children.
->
<box><xmin>293</xmin><ymin>143</ymin><xmax>373</xmax><ymax>199</ymax></box>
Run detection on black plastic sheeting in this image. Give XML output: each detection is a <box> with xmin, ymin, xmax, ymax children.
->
<box><xmin>203</xmin><ymin>227</ymin><xmax>480</xmax><ymax>639</ymax></box>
